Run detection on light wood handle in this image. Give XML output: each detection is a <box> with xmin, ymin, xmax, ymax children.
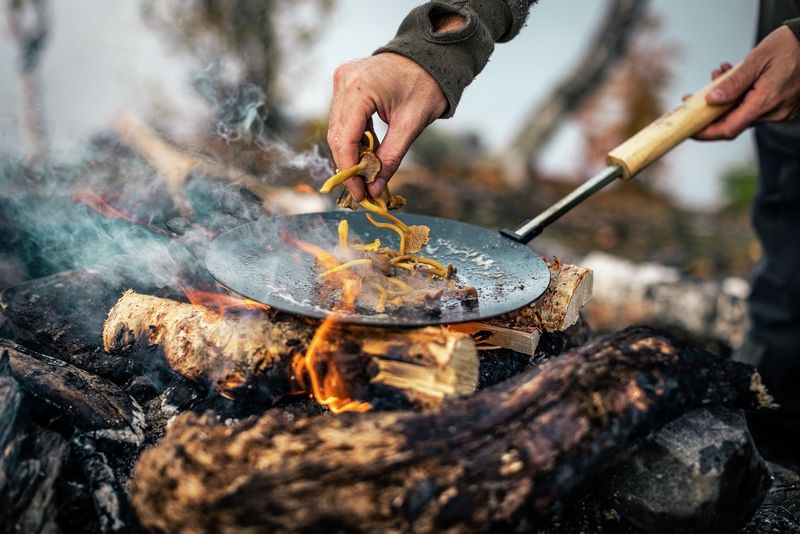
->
<box><xmin>607</xmin><ymin>65</ymin><xmax>738</xmax><ymax>179</ymax></box>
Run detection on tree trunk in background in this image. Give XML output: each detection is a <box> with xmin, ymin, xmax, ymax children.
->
<box><xmin>6</xmin><ymin>0</ymin><xmax>50</xmax><ymax>165</ymax></box>
<box><xmin>504</xmin><ymin>0</ymin><xmax>650</xmax><ymax>186</ymax></box>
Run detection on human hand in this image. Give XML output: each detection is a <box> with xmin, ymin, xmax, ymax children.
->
<box><xmin>327</xmin><ymin>52</ymin><xmax>448</xmax><ymax>201</ymax></box>
<box><xmin>694</xmin><ymin>25</ymin><xmax>800</xmax><ymax>140</ymax></box>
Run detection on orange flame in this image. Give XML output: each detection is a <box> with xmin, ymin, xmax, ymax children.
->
<box><xmin>292</xmin><ymin>314</ymin><xmax>371</xmax><ymax>414</ymax></box>
<box><xmin>72</xmin><ymin>188</ymin><xmax>178</xmax><ymax>238</ymax></box>
<box><xmin>283</xmin><ymin>229</ymin><xmax>370</xmax><ymax>413</ymax></box>
<box><xmin>181</xmin><ymin>287</ymin><xmax>270</xmax><ymax>314</ymax></box>
<box><xmin>293</xmin><ymin>183</ymin><xmax>316</xmax><ymax>194</ymax></box>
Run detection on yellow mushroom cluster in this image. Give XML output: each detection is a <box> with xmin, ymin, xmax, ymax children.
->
<box><xmin>312</xmin><ymin>132</ymin><xmax>472</xmax><ymax>313</ymax></box>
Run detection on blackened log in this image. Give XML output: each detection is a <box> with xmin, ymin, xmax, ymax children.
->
<box><xmin>0</xmin><ymin>270</ymin><xmax>182</xmax><ymax>388</ymax></box>
<box><xmin>131</xmin><ymin>327</ymin><xmax>773</xmax><ymax>533</ymax></box>
<box><xmin>0</xmin><ymin>351</ymin><xmax>69</xmax><ymax>532</ymax></box>
<box><xmin>3</xmin><ymin>339</ymin><xmax>145</xmax><ymax>450</ymax></box>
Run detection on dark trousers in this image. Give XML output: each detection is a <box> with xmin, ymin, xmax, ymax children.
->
<box><xmin>748</xmin><ymin>122</ymin><xmax>800</xmax><ymax>418</ymax></box>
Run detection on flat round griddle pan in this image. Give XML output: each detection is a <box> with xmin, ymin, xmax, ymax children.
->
<box><xmin>206</xmin><ymin>211</ymin><xmax>550</xmax><ymax>326</ymax></box>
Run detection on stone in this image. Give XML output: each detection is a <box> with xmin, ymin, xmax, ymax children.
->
<box><xmin>738</xmin><ymin>462</ymin><xmax>800</xmax><ymax>533</ymax></box>
<box><xmin>601</xmin><ymin>407</ymin><xmax>771</xmax><ymax>533</ymax></box>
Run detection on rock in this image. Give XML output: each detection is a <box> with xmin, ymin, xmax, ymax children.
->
<box><xmin>738</xmin><ymin>462</ymin><xmax>800</xmax><ymax>533</ymax></box>
<box><xmin>601</xmin><ymin>407</ymin><xmax>771</xmax><ymax>533</ymax></box>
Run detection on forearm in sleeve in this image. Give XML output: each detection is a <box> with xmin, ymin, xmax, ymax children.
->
<box><xmin>375</xmin><ymin>0</ymin><xmax>537</xmax><ymax>117</ymax></box>
<box><xmin>785</xmin><ymin>17</ymin><xmax>800</xmax><ymax>41</ymax></box>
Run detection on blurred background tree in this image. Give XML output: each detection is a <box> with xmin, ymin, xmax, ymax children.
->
<box><xmin>721</xmin><ymin>164</ymin><xmax>758</xmax><ymax>214</ymax></box>
<box><xmin>141</xmin><ymin>0</ymin><xmax>334</xmax><ymax>133</ymax></box>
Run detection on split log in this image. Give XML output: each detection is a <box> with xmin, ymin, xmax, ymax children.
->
<box><xmin>131</xmin><ymin>327</ymin><xmax>773</xmax><ymax>533</ymax></box>
<box><xmin>114</xmin><ymin>113</ymin><xmax>327</xmax><ymax>216</ymax></box>
<box><xmin>452</xmin><ymin>259</ymin><xmax>593</xmax><ymax>355</ymax></box>
<box><xmin>103</xmin><ymin>291</ymin><xmax>478</xmax><ymax>409</ymax></box>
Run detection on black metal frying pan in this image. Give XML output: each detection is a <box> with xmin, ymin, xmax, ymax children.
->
<box><xmin>206</xmin><ymin>211</ymin><xmax>550</xmax><ymax>326</ymax></box>
<box><xmin>206</xmin><ymin>67</ymin><xmax>739</xmax><ymax>326</ymax></box>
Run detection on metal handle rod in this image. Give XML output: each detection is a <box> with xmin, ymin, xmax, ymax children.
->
<box><xmin>500</xmin><ymin>165</ymin><xmax>623</xmax><ymax>244</ymax></box>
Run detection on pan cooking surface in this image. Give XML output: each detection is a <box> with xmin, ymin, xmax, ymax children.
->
<box><xmin>206</xmin><ymin>212</ymin><xmax>550</xmax><ymax>326</ymax></box>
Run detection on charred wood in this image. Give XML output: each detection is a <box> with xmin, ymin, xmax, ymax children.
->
<box><xmin>71</xmin><ymin>435</ymin><xmax>137</xmax><ymax>533</ymax></box>
<box><xmin>3</xmin><ymin>339</ymin><xmax>145</xmax><ymax>451</ymax></box>
<box><xmin>0</xmin><ymin>351</ymin><xmax>70</xmax><ymax>532</ymax></box>
<box><xmin>1</xmin><ymin>270</ymin><xmax>185</xmax><ymax>392</ymax></box>
<box><xmin>477</xmin><ymin>314</ymin><xmax>592</xmax><ymax>390</ymax></box>
<box><xmin>739</xmin><ymin>463</ymin><xmax>800</xmax><ymax>533</ymax></box>
<box><xmin>131</xmin><ymin>327</ymin><xmax>772</xmax><ymax>533</ymax></box>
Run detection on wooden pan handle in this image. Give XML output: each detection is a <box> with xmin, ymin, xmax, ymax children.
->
<box><xmin>607</xmin><ymin>65</ymin><xmax>738</xmax><ymax>179</ymax></box>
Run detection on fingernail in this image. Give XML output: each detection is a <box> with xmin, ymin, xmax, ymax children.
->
<box><xmin>709</xmin><ymin>89</ymin><xmax>725</xmax><ymax>103</ymax></box>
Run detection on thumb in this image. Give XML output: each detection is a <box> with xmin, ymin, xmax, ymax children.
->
<box><xmin>706</xmin><ymin>61</ymin><xmax>758</xmax><ymax>105</ymax></box>
<box><xmin>368</xmin><ymin>119</ymin><xmax>423</xmax><ymax>198</ymax></box>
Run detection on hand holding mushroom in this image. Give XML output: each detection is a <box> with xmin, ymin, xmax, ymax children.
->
<box><xmin>327</xmin><ymin>53</ymin><xmax>448</xmax><ymax>201</ymax></box>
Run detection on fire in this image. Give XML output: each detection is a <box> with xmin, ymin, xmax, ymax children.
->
<box><xmin>293</xmin><ymin>183</ymin><xmax>316</xmax><ymax>194</ymax></box>
<box><xmin>292</xmin><ymin>314</ymin><xmax>371</xmax><ymax>414</ymax></box>
<box><xmin>72</xmin><ymin>188</ymin><xmax>178</xmax><ymax>238</ymax></box>
<box><xmin>181</xmin><ymin>287</ymin><xmax>271</xmax><ymax>314</ymax></box>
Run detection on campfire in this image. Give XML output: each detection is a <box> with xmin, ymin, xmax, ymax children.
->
<box><xmin>0</xmin><ymin>108</ymin><xmax>790</xmax><ymax>533</ymax></box>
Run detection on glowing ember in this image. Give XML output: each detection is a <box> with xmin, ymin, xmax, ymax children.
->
<box><xmin>182</xmin><ymin>287</ymin><xmax>270</xmax><ymax>314</ymax></box>
<box><xmin>292</xmin><ymin>314</ymin><xmax>371</xmax><ymax>414</ymax></box>
<box><xmin>72</xmin><ymin>188</ymin><xmax>178</xmax><ymax>238</ymax></box>
<box><xmin>293</xmin><ymin>183</ymin><xmax>317</xmax><ymax>194</ymax></box>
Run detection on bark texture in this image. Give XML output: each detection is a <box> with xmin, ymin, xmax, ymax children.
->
<box><xmin>131</xmin><ymin>326</ymin><xmax>772</xmax><ymax>533</ymax></box>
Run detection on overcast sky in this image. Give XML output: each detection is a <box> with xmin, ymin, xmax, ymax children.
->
<box><xmin>0</xmin><ymin>0</ymin><xmax>760</xmax><ymax>208</ymax></box>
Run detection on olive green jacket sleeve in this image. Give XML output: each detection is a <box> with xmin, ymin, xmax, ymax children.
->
<box><xmin>374</xmin><ymin>0</ymin><xmax>537</xmax><ymax>117</ymax></box>
<box><xmin>786</xmin><ymin>17</ymin><xmax>800</xmax><ymax>41</ymax></box>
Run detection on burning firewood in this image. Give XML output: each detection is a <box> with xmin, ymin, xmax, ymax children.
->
<box><xmin>130</xmin><ymin>327</ymin><xmax>773</xmax><ymax>533</ymax></box>
<box><xmin>102</xmin><ymin>291</ymin><xmax>478</xmax><ymax>410</ymax></box>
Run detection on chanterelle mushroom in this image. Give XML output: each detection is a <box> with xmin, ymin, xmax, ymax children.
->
<box><xmin>320</xmin><ymin>151</ymin><xmax>381</xmax><ymax>194</ymax></box>
<box><xmin>404</xmin><ymin>225</ymin><xmax>430</xmax><ymax>255</ymax></box>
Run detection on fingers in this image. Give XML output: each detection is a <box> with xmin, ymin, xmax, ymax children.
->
<box><xmin>327</xmin><ymin>66</ymin><xmax>377</xmax><ymax>201</ymax></box>
<box><xmin>368</xmin><ymin>117</ymin><xmax>425</xmax><ymax>198</ymax></box>
<box><xmin>711</xmin><ymin>62</ymin><xmax>733</xmax><ymax>81</ymax></box>
<box><xmin>694</xmin><ymin>88</ymin><xmax>767</xmax><ymax>140</ymax></box>
<box><xmin>706</xmin><ymin>60</ymin><xmax>758</xmax><ymax>105</ymax></box>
